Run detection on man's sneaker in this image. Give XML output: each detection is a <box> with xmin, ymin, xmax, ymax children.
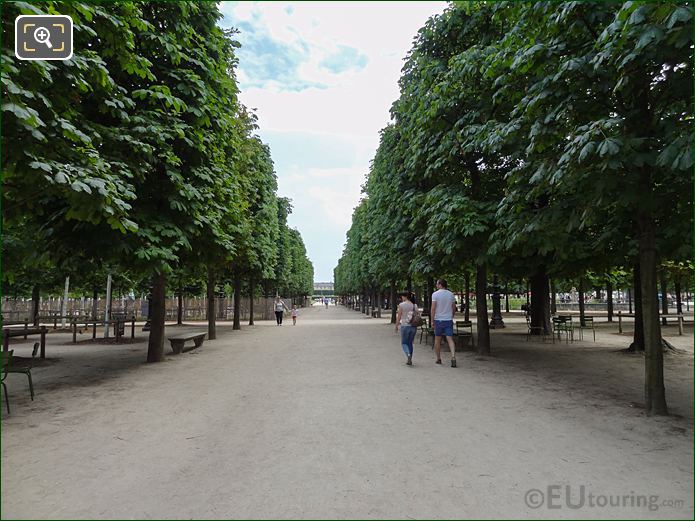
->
<box><xmin>451</xmin><ymin>358</ymin><xmax>457</xmax><ymax>368</ymax></box>
<box><xmin>406</xmin><ymin>355</ymin><xmax>412</xmax><ymax>366</ymax></box>
<box><xmin>435</xmin><ymin>359</ymin><xmax>442</xmax><ymax>365</ymax></box>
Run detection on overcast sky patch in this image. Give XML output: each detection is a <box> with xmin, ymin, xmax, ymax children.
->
<box><xmin>218</xmin><ymin>1</ymin><xmax>447</xmax><ymax>280</ymax></box>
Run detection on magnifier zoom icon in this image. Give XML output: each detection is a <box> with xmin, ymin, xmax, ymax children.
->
<box><xmin>34</xmin><ymin>26</ymin><xmax>52</xmax><ymax>48</ymax></box>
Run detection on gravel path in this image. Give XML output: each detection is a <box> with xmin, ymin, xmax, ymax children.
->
<box><xmin>1</xmin><ymin>305</ymin><xmax>692</xmax><ymax>519</ymax></box>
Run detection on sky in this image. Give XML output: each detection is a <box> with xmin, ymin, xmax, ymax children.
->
<box><xmin>218</xmin><ymin>1</ymin><xmax>447</xmax><ymax>282</ymax></box>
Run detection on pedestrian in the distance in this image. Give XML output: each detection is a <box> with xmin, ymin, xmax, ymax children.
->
<box><xmin>395</xmin><ymin>292</ymin><xmax>418</xmax><ymax>366</ymax></box>
<box><xmin>291</xmin><ymin>305</ymin><xmax>298</xmax><ymax>325</ymax></box>
<box><xmin>431</xmin><ymin>279</ymin><xmax>457</xmax><ymax>367</ymax></box>
<box><xmin>274</xmin><ymin>296</ymin><xmax>288</xmax><ymax>325</ymax></box>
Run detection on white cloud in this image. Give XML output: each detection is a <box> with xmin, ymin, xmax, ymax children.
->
<box><xmin>218</xmin><ymin>1</ymin><xmax>447</xmax><ymax>279</ymax></box>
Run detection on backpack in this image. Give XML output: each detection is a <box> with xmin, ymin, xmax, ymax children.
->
<box><xmin>407</xmin><ymin>303</ymin><xmax>423</xmax><ymax>327</ymax></box>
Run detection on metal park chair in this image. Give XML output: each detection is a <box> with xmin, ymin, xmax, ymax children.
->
<box><xmin>419</xmin><ymin>316</ymin><xmax>435</xmax><ymax>345</ymax></box>
<box><xmin>7</xmin><ymin>342</ymin><xmax>39</xmax><ymax>400</ymax></box>
<box><xmin>1</xmin><ymin>350</ymin><xmax>13</xmax><ymax>414</ymax></box>
<box><xmin>578</xmin><ymin>316</ymin><xmax>596</xmax><ymax>341</ymax></box>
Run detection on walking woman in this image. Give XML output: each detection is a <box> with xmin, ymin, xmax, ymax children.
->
<box><xmin>395</xmin><ymin>292</ymin><xmax>418</xmax><ymax>366</ymax></box>
<box><xmin>274</xmin><ymin>296</ymin><xmax>289</xmax><ymax>325</ymax></box>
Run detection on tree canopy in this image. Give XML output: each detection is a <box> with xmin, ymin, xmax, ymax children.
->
<box><xmin>2</xmin><ymin>1</ymin><xmax>314</xmax><ymax>361</ymax></box>
<box><xmin>335</xmin><ymin>1</ymin><xmax>692</xmax><ymax>414</ymax></box>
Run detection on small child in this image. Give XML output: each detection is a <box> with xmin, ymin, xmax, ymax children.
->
<box><xmin>291</xmin><ymin>305</ymin><xmax>298</xmax><ymax>325</ymax></box>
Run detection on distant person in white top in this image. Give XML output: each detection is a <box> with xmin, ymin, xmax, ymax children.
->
<box><xmin>431</xmin><ymin>279</ymin><xmax>457</xmax><ymax>367</ymax></box>
<box><xmin>291</xmin><ymin>305</ymin><xmax>298</xmax><ymax>325</ymax></box>
<box><xmin>274</xmin><ymin>296</ymin><xmax>289</xmax><ymax>325</ymax></box>
<box><xmin>395</xmin><ymin>291</ymin><xmax>418</xmax><ymax>366</ymax></box>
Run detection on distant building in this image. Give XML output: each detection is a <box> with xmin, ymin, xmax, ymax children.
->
<box><xmin>313</xmin><ymin>282</ymin><xmax>334</xmax><ymax>296</ymax></box>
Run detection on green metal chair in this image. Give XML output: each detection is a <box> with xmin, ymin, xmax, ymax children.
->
<box><xmin>455</xmin><ymin>320</ymin><xmax>476</xmax><ymax>347</ymax></box>
<box><xmin>1</xmin><ymin>350</ymin><xmax>13</xmax><ymax>414</ymax></box>
<box><xmin>578</xmin><ymin>316</ymin><xmax>596</xmax><ymax>341</ymax></box>
<box><xmin>419</xmin><ymin>316</ymin><xmax>435</xmax><ymax>345</ymax></box>
<box><xmin>552</xmin><ymin>316</ymin><xmax>574</xmax><ymax>343</ymax></box>
<box><xmin>7</xmin><ymin>342</ymin><xmax>38</xmax><ymax>400</ymax></box>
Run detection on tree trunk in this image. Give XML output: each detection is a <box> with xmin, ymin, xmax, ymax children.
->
<box><xmin>177</xmin><ymin>289</ymin><xmax>183</xmax><ymax>325</ymax></box>
<box><xmin>425</xmin><ymin>277</ymin><xmax>434</xmax><ymax>317</ymax></box>
<box><xmin>207</xmin><ymin>268</ymin><xmax>216</xmax><ymax>340</ymax></box>
<box><xmin>628</xmin><ymin>287</ymin><xmax>633</xmax><ymax>314</ymax></box>
<box><xmin>248</xmin><ymin>280</ymin><xmax>255</xmax><ymax>326</ymax></box>
<box><xmin>550</xmin><ymin>279</ymin><xmax>557</xmax><ymax>315</ymax></box>
<box><xmin>104</xmin><ymin>274</ymin><xmax>112</xmax><ymax>338</ymax></box>
<box><xmin>630</xmin><ymin>263</ymin><xmax>645</xmax><ymax>352</ymax></box>
<box><xmin>464</xmin><ymin>272</ymin><xmax>470</xmax><ymax>321</ymax></box>
<box><xmin>505</xmin><ymin>281</ymin><xmax>510</xmax><ymax>313</ymax></box>
<box><xmin>638</xmin><ymin>215</ymin><xmax>667</xmax><ymax>415</ymax></box>
<box><xmin>606</xmin><ymin>280</ymin><xmax>614</xmax><ymax>322</ymax></box>
<box><xmin>530</xmin><ymin>270</ymin><xmax>551</xmax><ymax>334</ymax></box>
<box><xmin>31</xmin><ymin>285</ymin><xmax>40</xmax><ymax>326</ymax></box>
<box><xmin>146</xmin><ymin>272</ymin><xmax>166</xmax><ymax>363</ymax></box>
<box><xmin>92</xmin><ymin>287</ymin><xmax>98</xmax><ymax>321</ymax></box>
<box><xmin>525</xmin><ymin>280</ymin><xmax>530</xmax><ymax>305</ymax></box>
<box><xmin>578</xmin><ymin>277</ymin><xmax>586</xmax><ymax>327</ymax></box>
<box><xmin>476</xmin><ymin>263</ymin><xmax>490</xmax><ymax>355</ymax></box>
<box><xmin>674</xmin><ymin>278</ymin><xmax>682</xmax><ymax>315</ymax></box>
<box><xmin>61</xmin><ymin>276</ymin><xmax>70</xmax><ymax>328</ymax></box>
<box><xmin>233</xmin><ymin>274</ymin><xmax>242</xmax><ymax>330</ymax></box>
<box><xmin>406</xmin><ymin>277</ymin><xmax>412</xmax><ymax>293</ymax></box>
<box><xmin>390</xmin><ymin>280</ymin><xmax>397</xmax><ymax>324</ymax></box>
<box><xmin>659</xmin><ymin>271</ymin><xmax>668</xmax><ymax>326</ymax></box>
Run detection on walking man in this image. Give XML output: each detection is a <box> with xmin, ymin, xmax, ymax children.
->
<box><xmin>431</xmin><ymin>279</ymin><xmax>457</xmax><ymax>367</ymax></box>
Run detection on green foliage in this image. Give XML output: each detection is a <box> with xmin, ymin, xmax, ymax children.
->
<box><xmin>335</xmin><ymin>1</ymin><xmax>692</xmax><ymax>296</ymax></box>
<box><xmin>272</xmin><ymin>198</ymin><xmax>313</xmax><ymax>298</ymax></box>
<box><xmin>2</xmin><ymin>1</ymin><xmax>313</xmax><ymax>303</ymax></box>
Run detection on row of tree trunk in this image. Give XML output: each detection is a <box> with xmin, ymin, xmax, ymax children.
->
<box><xmin>340</xmin><ymin>254</ymin><xmax>674</xmax><ymax>415</ymax></box>
<box><xmin>147</xmin><ymin>272</ymin><xmax>299</xmax><ymax>363</ymax></box>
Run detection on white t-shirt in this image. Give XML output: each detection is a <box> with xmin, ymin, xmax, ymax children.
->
<box><xmin>431</xmin><ymin>289</ymin><xmax>455</xmax><ymax>321</ymax></box>
<box><xmin>398</xmin><ymin>301</ymin><xmax>417</xmax><ymax>326</ymax></box>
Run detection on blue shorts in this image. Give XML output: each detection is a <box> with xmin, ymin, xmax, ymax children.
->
<box><xmin>434</xmin><ymin>320</ymin><xmax>454</xmax><ymax>337</ymax></box>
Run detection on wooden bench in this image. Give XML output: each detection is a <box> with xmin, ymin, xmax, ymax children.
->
<box><xmin>2</xmin><ymin>319</ymin><xmax>30</xmax><ymax>336</ymax></box>
<box><xmin>3</xmin><ymin>326</ymin><xmax>48</xmax><ymax>358</ymax></box>
<box><xmin>167</xmin><ymin>332</ymin><xmax>206</xmax><ymax>354</ymax></box>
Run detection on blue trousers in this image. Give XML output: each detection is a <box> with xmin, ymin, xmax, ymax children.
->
<box><xmin>400</xmin><ymin>325</ymin><xmax>416</xmax><ymax>357</ymax></box>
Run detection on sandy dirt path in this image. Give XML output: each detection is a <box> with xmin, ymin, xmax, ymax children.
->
<box><xmin>1</xmin><ymin>305</ymin><xmax>693</xmax><ymax>519</ymax></box>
